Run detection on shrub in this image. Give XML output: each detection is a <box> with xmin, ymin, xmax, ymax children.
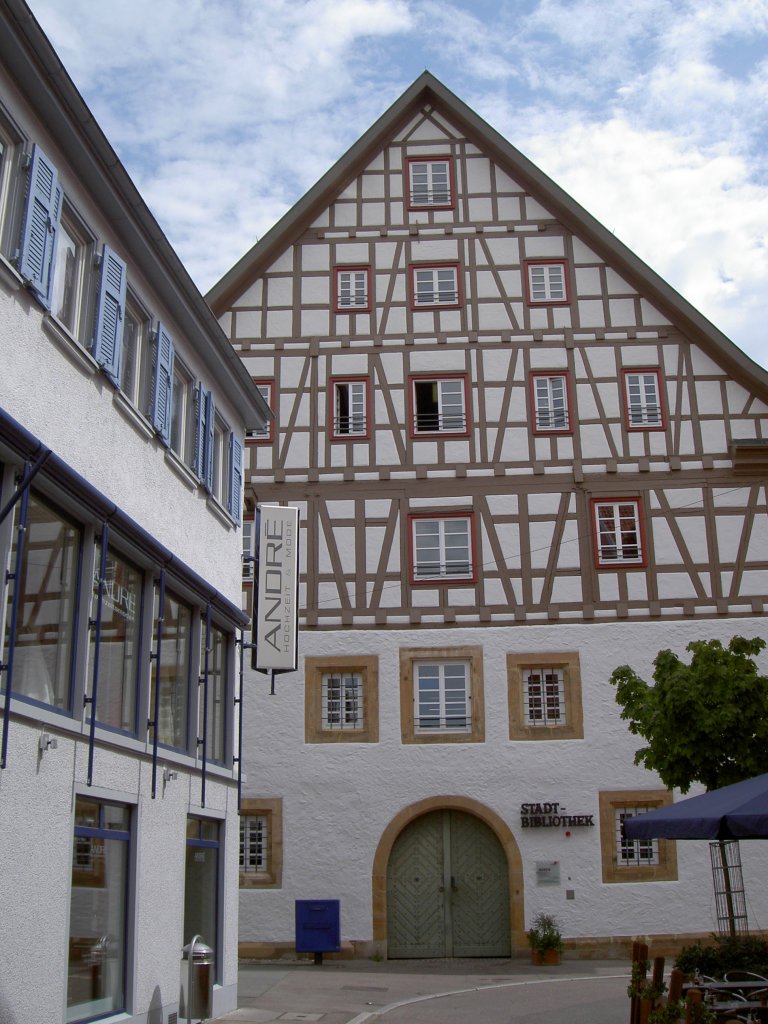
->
<box><xmin>675</xmin><ymin>935</ymin><xmax>768</xmax><ymax>978</ymax></box>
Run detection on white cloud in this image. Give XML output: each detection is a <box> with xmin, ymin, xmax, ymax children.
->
<box><xmin>520</xmin><ymin>117</ymin><xmax>768</xmax><ymax>364</ymax></box>
<box><xmin>24</xmin><ymin>0</ymin><xmax>768</xmax><ymax>369</ymax></box>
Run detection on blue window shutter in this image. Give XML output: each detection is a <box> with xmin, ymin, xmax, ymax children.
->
<box><xmin>18</xmin><ymin>145</ymin><xmax>60</xmax><ymax>306</ymax></box>
<box><xmin>151</xmin><ymin>322</ymin><xmax>175</xmax><ymax>444</ymax></box>
<box><xmin>193</xmin><ymin>382</ymin><xmax>206</xmax><ymax>478</ymax></box>
<box><xmin>228</xmin><ymin>433</ymin><xmax>243</xmax><ymax>524</ymax></box>
<box><xmin>92</xmin><ymin>245</ymin><xmax>127</xmax><ymax>385</ymax></box>
<box><xmin>203</xmin><ymin>390</ymin><xmax>216</xmax><ymax>492</ymax></box>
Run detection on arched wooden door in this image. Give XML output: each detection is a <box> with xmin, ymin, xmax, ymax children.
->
<box><xmin>386</xmin><ymin>809</ymin><xmax>511</xmax><ymax>958</ymax></box>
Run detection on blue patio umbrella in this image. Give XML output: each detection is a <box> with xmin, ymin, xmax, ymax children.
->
<box><xmin>623</xmin><ymin>773</ymin><xmax>768</xmax><ymax>841</ymax></box>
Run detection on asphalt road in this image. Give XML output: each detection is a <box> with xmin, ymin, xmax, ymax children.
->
<box><xmin>214</xmin><ymin>959</ymin><xmax>631</xmax><ymax>1024</ymax></box>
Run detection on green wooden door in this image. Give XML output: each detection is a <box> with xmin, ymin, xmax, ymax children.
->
<box><xmin>387</xmin><ymin>810</ymin><xmax>510</xmax><ymax>958</ymax></box>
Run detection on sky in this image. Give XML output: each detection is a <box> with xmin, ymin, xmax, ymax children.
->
<box><xmin>26</xmin><ymin>0</ymin><xmax>768</xmax><ymax>369</ymax></box>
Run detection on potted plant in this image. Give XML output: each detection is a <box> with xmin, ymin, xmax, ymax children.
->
<box><xmin>527</xmin><ymin>912</ymin><xmax>563</xmax><ymax>965</ymax></box>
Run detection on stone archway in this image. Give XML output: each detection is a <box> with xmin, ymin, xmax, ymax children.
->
<box><xmin>371</xmin><ymin>796</ymin><xmax>526</xmax><ymax>957</ymax></box>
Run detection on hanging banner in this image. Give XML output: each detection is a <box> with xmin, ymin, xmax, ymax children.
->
<box><xmin>255</xmin><ymin>505</ymin><xmax>299</xmax><ymax>671</ymax></box>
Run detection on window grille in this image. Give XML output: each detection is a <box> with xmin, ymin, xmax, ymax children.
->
<box><xmin>524</xmin><ymin>668</ymin><xmax>565</xmax><ymax>725</ymax></box>
<box><xmin>240</xmin><ymin>814</ymin><xmax>268</xmax><ymax>873</ymax></box>
<box><xmin>616</xmin><ymin>808</ymin><xmax>659</xmax><ymax>866</ymax></box>
<box><xmin>321</xmin><ymin>672</ymin><xmax>363</xmax><ymax>729</ymax></box>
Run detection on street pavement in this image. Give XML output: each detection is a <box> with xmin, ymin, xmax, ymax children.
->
<box><xmin>210</xmin><ymin>957</ymin><xmax>631</xmax><ymax>1024</ymax></box>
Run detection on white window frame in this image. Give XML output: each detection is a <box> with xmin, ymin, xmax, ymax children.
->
<box><xmin>411</xmin><ymin>264</ymin><xmax>460</xmax><ymax>308</ymax></box>
<box><xmin>593</xmin><ymin>499</ymin><xmax>643</xmax><ymax>566</ymax></box>
<box><xmin>526</xmin><ymin>261</ymin><xmax>567</xmax><ymax>304</ymax></box>
<box><xmin>411</xmin><ymin>514</ymin><xmax>473</xmax><ymax>582</ymax></box>
<box><xmin>240</xmin><ymin>814</ymin><xmax>269</xmax><ymax>874</ymax></box>
<box><xmin>624</xmin><ymin>370</ymin><xmax>663</xmax><ymax>429</ymax></box>
<box><xmin>411</xmin><ymin>376</ymin><xmax>467</xmax><ymax>434</ymax></box>
<box><xmin>332</xmin><ymin>378</ymin><xmax>367</xmax><ymax>438</ymax></box>
<box><xmin>532</xmin><ymin>374</ymin><xmax>570</xmax><ymax>432</ymax></box>
<box><xmin>242</xmin><ymin>518</ymin><xmax>254</xmax><ymax>580</ymax></box>
<box><xmin>50</xmin><ymin>202</ymin><xmax>91</xmax><ymax>338</ymax></box>
<box><xmin>615</xmin><ymin>807</ymin><xmax>659</xmax><ymax>867</ymax></box>
<box><xmin>210</xmin><ymin>414</ymin><xmax>228</xmax><ymax>502</ymax></box>
<box><xmin>119</xmin><ymin>298</ymin><xmax>154</xmax><ymax>416</ymax></box>
<box><xmin>321</xmin><ymin>671</ymin><xmax>364</xmax><ymax>730</ymax></box>
<box><xmin>414</xmin><ymin>660</ymin><xmax>471</xmax><ymax>733</ymax></box>
<box><xmin>170</xmin><ymin>357</ymin><xmax>196</xmax><ymax>467</ymax></box>
<box><xmin>0</xmin><ymin>117</ymin><xmax>25</xmax><ymax>260</ymax></box>
<box><xmin>335</xmin><ymin>266</ymin><xmax>370</xmax><ymax>311</ymax></box>
<box><xmin>246</xmin><ymin>382</ymin><xmax>273</xmax><ymax>441</ymax></box>
<box><xmin>407</xmin><ymin>157</ymin><xmax>453</xmax><ymax>208</ymax></box>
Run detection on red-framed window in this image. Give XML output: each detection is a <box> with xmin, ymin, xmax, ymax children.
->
<box><xmin>530</xmin><ymin>372</ymin><xmax>573</xmax><ymax>434</ymax></box>
<box><xmin>409</xmin><ymin>512</ymin><xmax>477</xmax><ymax>584</ymax></box>
<box><xmin>622</xmin><ymin>369</ymin><xmax>665</xmax><ymax>431</ymax></box>
<box><xmin>409</xmin><ymin>262</ymin><xmax>462</xmax><ymax>310</ymax></box>
<box><xmin>246</xmin><ymin>380</ymin><xmax>274</xmax><ymax>444</ymax></box>
<box><xmin>329</xmin><ymin>376</ymin><xmax>370</xmax><ymax>440</ymax></box>
<box><xmin>406</xmin><ymin>156</ymin><xmax>456</xmax><ymax>210</ymax></box>
<box><xmin>524</xmin><ymin>259</ymin><xmax>570</xmax><ymax>306</ymax></box>
<box><xmin>409</xmin><ymin>374</ymin><xmax>469</xmax><ymax>437</ymax></box>
<box><xmin>591</xmin><ymin>498</ymin><xmax>646</xmax><ymax>568</ymax></box>
<box><xmin>334</xmin><ymin>265</ymin><xmax>372</xmax><ymax>313</ymax></box>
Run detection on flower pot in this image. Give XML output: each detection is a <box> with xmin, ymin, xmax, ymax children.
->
<box><xmin>531</xmin><ymin>948</ymin><xmax>561</xmax><ymax>965</ymax></box>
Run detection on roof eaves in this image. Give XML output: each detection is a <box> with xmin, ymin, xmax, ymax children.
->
<box><xmin>207</xmin><ymin>69</ymin><xmax>768</xmax><ymax>398</ymax></box>
<box><xmin>1</xmin><ymin>0</ymin><xmax>270</xmax><ymax>430</ymax></box>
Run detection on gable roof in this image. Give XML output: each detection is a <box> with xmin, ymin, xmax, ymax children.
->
<box><xmin>207</xmin><ymin>71</ymin><xmax>768</xmax><ymax>398</ymax></box>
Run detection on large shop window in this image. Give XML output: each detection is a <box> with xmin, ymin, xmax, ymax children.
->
<box><xmin>239</xmin><ymin>798</ymin><xmax>283</xmax><ymax>888</ymax></box>
<box><xmin>149</xmin><ymin>587</ymin><xmax>192</xmax><ymax>751</ymax></box>
<box><xmin>184</xmin><ymin>818</ymin><xmax>220</xmax><ymax>974</ymax></box>
<box><xmin>599</xmin><ymin>790</ymin><xmax>677</xmax><ymax>883</ymax></box>
<box><xmin>86</xmin><ymin>543</ymin><xmax>143</xmax><ymax>735</ymax></box>
<box><xmin>200</xmin><ymin>619</ymin><xmax>228</xmax><ymax>764</ymax></box>
<box><xmin>4</xmin><ymin>489</ymin><xmax>81</xmax><ymax>712</ymax></box>
<box><xmin>507</xmin><ymin>653</ymin><xmax>584</xmax><ymax>741</ymax></box>
<box><xmin>66</xmin><ymin>797</ymin><xmax>131</xmax><ymax>1023</ymax></box>
<box><xmin>399</xmin><ymin>646</ymin><xmax>484</xmax><ymax>744</ymax></box>
<box><xmin>304</xmin><ymin>655</ymin><xmax>379</xmax><ymax>743</ymax></box>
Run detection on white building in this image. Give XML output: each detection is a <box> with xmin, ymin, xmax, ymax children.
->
<box><xmin>208</xmin><ymin>74</ymin><xmax>768</xmax><ymax>959</ymax></box>
<box><xmin>0</xmin><ymin>2</ymin><xmax>269</xmax><ymax>1021</ymax></box>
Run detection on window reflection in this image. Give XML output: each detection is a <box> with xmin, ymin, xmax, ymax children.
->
<box><xmin>67</xmin><ymin>797</ymin><xmax>129</xmax><ymax>1022</ymax></box>
<box><xmin>88</xmin><ymin>545</ymin><xmax>142</xmax><ymax>734</ymax></box>
<box><xmin>5</xmin><ymin>490</ymin><xmax>81</xmax><ymax>710</ymax></box>
<box><xmin>149</xmin><ymin>587</ymin><xmax>191</xmax><ymax>750</ymax></box>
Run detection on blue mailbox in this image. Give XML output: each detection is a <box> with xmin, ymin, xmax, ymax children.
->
<box><xmin>295</xmin><ymin>899</ymin><xmax>341</xmax><ymax>955</ymax></box>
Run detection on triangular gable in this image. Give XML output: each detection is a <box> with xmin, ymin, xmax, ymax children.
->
<box><xmin>207</xmin><ymin>71</ymin><xmax>768</xmax><ymax>399</ymax></box>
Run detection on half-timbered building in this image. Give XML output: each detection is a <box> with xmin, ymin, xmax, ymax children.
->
<box><xmin>208</xmin><ymin>73</ymin><xmax>768</xmax><ymax>959</ymax></box>
<box><xmin>0</xmin><ymin>2</ymin><xmax>269</xmax><ymax>1021</ymax></box>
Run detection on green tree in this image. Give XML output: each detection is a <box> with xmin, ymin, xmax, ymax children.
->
<box><xmin>610</xmin><ymin>636</ymin><xmax>768</xmax><ymax>793</ymax></box>
<box><xmin>611</xmin><ymin>635</ymin><xmax>768</xmax><ymax>937</ymax></box>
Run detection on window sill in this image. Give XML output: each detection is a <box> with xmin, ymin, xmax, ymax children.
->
<box><xmin>164</xmin><ymin>447</ymin><xmax>199</xmax><ymax>491</ymax></box>
<box><xmin>206</xmin><ymin>493</ymin><xmax>236</xmax><ymax>529</ymax></box>
<box><xmin>42</xmin><ymin>314</ymin><xmax>98</xmax><ymax>376</ymax></box>
<box><xmin>0</xmin><ymin>252</ymin><xmax>22</xmax><ymax>294</ymax></box>
<box><xmin>113</xmin><ymin>390</ymin><xmax>155</xmax><ymax>442</ymax></box>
